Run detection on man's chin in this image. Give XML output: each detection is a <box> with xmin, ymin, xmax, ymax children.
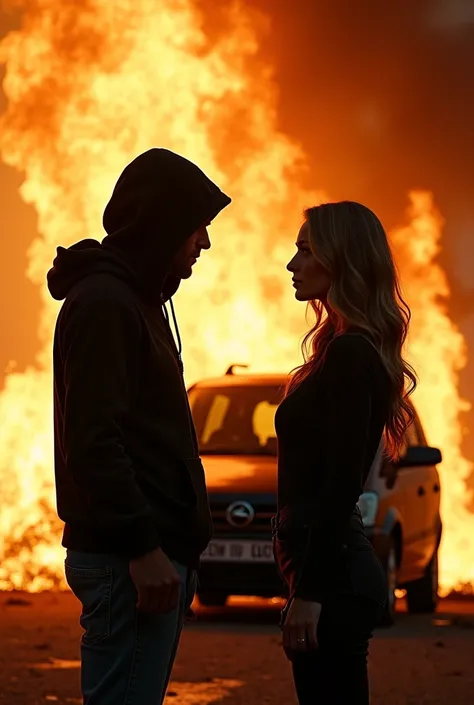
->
<box><xmin>180</xmin><ymin>266</ymin><xmax>193</xmax><ymax>280</ymax></box>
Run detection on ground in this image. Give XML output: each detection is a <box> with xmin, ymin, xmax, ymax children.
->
<box><xmin>1</xmin><ymin>593</ymin><xmax>473</xmax><ymax>704</ymax></box>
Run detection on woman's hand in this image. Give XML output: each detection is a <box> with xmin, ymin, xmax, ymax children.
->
<box><xmin>282</xmin><ymin>597</ymin><xmax>321</xmax><ymax>660</ymax></box>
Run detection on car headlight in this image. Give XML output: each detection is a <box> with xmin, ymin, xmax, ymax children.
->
<box><xmin>357</xmin><ymin>491</ymin><xmax>379</xmax><ymax>527</ymax></box>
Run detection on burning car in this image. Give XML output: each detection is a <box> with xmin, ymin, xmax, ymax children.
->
<box><xmin>188</xmin><ymin>367</ymin><xmax>443</xmax><ymax>624</ymax></box>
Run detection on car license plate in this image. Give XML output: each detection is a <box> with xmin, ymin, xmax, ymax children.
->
<box><xmin>201</xmin><ymin>539</ymin><xmax>274</xmax><ymax>563</ymax></box>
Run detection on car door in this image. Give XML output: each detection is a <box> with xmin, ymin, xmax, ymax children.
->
<box><xmin>395</xmin><ymin>423</ymin><xmax>431</xmax><ymax>583</ymax></box>
<box><xmin>412</xmin><ymin>416</ymin><xmax>441</xmax><ymax>564</ymax></box>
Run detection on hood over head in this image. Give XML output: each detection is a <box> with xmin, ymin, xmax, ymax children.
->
<box><xmin>47</xmin><ymin>239</ymin><xmax>125</xmax><ymax>301</ymax></box>
<box><xmin>47</xmin><ymin>148</ymin><xmax>231</xmax><ymax>302</ymax></box>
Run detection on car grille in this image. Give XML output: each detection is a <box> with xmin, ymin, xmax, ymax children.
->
<box><xmin>209</xmin><ymin>496</ymin><xmax>276</xmax><ymax>537</ymax></box>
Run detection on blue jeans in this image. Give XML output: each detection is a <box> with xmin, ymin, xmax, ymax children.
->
<box><xmin>65</xmin><ymin>550</ymin><xmax>196</xmax><ymax>705</ymax></box>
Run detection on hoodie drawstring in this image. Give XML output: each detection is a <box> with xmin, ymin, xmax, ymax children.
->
<box><xmin>169</xmin><ymin>298</ymin><xmax>183</xmax><ymax>360</ymax></box>
<box><xmin>162</xmin><ymin>297</ymin><xmax>183</xmax><ymax>372</ymax></box>
<box><xmin>162</xmin><ymin>296</ymin><xmax>200</xmax><ymax>452</ymax></box>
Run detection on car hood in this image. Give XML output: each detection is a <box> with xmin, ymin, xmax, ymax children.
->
<box><xmin>200</xmin><ymin>455</ymin><xmax>277</xmax><ymax>494</ymax></box>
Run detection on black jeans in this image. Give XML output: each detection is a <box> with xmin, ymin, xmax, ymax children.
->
<box><xmin>291</xmin><ymin>593</ymin><xmax>383</xmax><ymax>705</ymax></box>
<box><xmin>274</xmin><ymin>506</ymin><xmax>387</xmax><ymax>704</ymax></box>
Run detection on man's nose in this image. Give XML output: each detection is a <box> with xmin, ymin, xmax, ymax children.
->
<box><xmin>201</xmin><ymin>228</ymin><xmax>211</xmax><ymax>250</ymax></box>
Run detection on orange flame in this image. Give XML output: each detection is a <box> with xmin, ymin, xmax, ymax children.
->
<box><xmin>0</xmin><ymin>0</ymin><xmax>472</xmax><ymax>592</ymax></box>
<box><xmin>391</xmin><ymin>192</ymin><xmax>473</xmax><ymax>593</ymax></box>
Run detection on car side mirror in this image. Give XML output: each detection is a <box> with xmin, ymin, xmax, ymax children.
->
<box><xmin>398</xmin><ymin>446</ymin><xmax>442</xmax><ymax>468</ymax></box>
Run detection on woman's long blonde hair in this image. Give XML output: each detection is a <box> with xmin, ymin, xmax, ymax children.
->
<box><xmin>287</xmin><ymin>201</ymin><xmax>416</xmax><ymax>459</ymax></box>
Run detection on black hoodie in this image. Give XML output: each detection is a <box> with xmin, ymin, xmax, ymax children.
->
<box><xmin>48</xmin><ymin>148</ymin><xmax>231</xmax><ymax>566</ymax></box>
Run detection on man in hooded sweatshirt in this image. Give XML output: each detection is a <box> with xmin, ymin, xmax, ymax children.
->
<box><xmin>47</xmin><ymin>148</ymin><xmax>231</xmax><ymax>705</ymax></box>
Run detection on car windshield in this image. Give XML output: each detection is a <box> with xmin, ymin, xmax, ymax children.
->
<box><xmin>188</xmin><ymin>384</ymin><xmax>285</xmax><ymax>456</ymax></box>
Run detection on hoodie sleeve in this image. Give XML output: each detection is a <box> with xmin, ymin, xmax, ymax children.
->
<box><xmin>59</xmin><ymin>294</ymin><xmax>161</xmax><ymax>558</ymax></box>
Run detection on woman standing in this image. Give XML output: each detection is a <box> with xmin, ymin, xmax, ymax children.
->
<box><xmin>273</xmin><ymin>201</ymin><xmax>416</xmax><ymax>705</ymax></box>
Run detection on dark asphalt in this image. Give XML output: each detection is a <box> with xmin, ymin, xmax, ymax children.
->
<box><xmin>1</xmin><ymin>593</ymin><xmax>473</xmax><ymax>704</ymax></box>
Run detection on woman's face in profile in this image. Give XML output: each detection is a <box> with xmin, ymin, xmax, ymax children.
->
<box><xmin>287</xmin><ymin>221</ymin><xmax>331</xmax><ymax>302</ymax></box>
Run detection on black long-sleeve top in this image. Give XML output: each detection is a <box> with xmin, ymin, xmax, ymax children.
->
<box><xmin>275</xmin><ymin>333</ymin><xmax>391</xmax><ymax>601</ymax></box>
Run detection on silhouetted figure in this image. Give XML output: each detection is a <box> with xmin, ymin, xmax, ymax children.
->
<box><xmin>273</xmin><ymin>201</ymin><xmax>416</xmax><ymax>705</ymax></box>
<box><xmin>47</xmin><ymin>149</ymin><xmax>230</xmax><ymax>705</ymax></box>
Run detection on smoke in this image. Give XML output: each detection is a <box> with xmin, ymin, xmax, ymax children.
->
<box><xmin>428</xmin><ymin>0</ymin><xmax>474</xmax><ymax>30</ymax></box>
<box><xmin>242</xmin><ymin>0</ymin><xmax>474</xmax><ymax>475</ymax></box>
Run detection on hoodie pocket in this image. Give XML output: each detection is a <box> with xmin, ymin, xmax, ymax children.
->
<box><xmin>182</xmin><ymin>457</ymin><xmax>210</xmax><ymax>507</ymax></box>
<box><xmin>182</xmin><ymin>457</ymin><xmax>213</xmax><ymax>547</ymax></box>
<box><xmin>180</xmin><ymin>458</ymin><xmax>199</xmax><ymax>508</ymax></box>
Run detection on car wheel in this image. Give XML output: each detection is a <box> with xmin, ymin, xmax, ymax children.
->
<box><xmin>379</xmin><ymin>538</ymin><xmax>398</xmax><ymax>627</ymax></box>
<box><xmin>197</xmin><ymin>593</ymin><xmax>228</xmax><ymax>607</ymax></box>
<box><xmin>405</xmin><ymin>549</ymin><xmax>439</xmax><ymax>614</ymax></box>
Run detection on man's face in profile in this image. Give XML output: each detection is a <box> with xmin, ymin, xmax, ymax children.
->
<box><xmin>169</xmin><ymin>221</ymin><xmax>211</xmax><ymax>280</ymax></box>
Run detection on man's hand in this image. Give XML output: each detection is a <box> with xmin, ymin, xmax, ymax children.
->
<box><xmin>282</xmin><ymin>597</ymin><xmax>321</xmax><ymax>661</ymax></box>
<box><xmin>129</xmin><ymin>547</ymin><xmax>181</xmax><ymax>614</ymax></box>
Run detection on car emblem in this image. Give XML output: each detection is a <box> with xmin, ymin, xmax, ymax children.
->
<box><xmin>226</xmin><ymin>501</ymin><xmax>255</xmax><ymax>527</ymax></box>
